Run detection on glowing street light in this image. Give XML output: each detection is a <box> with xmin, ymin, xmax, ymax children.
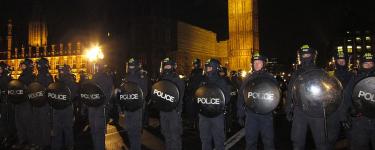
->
<box><xmin>241</xmin><ymin>70</ymin><xmax>247</xmax><ymax>78</ymax></box>
<box><xmin>85</xmin><ymin>44</ymin><xmax>104</xmax><ymax>62</ymax></box>
<box><xmin>85</xmin><ymin>44</ymin><xmax>104</xmax><ymax>75</ymax></box>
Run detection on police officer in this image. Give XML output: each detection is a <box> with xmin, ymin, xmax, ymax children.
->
<box><xmin>219</xmin><ymin>67</ymin><xmax>235</xmax><ymax>91</ymax></box>
<box><xmin>89</xmin><ymin>63</ymin><xmax>114</xmax><ymax>150</ymax></box>
<box><xmin>121</xmin><ymin>58</ymin><xmax>149</xmax><ymax>150</ymax></box>
<box><xmin>343</xmin><ymin>52</ymin><xmax>375</xmax><ymax>150</ymax></box>
<box><xmin>184</xmin><ymin>59</ymin><xmax>204</xmax><ymax>129</ymax></box>
<box><xmin>51</xmin><ymin>64</ymin><xmax>77</xmax><ymax>150</ymax></box>
<box><xmin>158</xmin><ymin>57</ymin><xmax>184</xmax><ymax>150</ymax></box>
<box><xmin>75</xmin><ymin>70</ymin><xmax>88</xmax><ymax>129</ymax></box>
<box><xmin>219</xmin><ymin>66</ymin><xmax>237</xmax><ymax>134</ymax></box>
<box><xmin>326</xmin><ymin>50</ymin><xmax>353</xmax><ymax>149</ymax></box>
<box><xmin>198</xmin><ymin>59</ymin><xmax>230</xmax><ymax>150</ymax></box>
<box><xmin>30</xmin><ymin>58</ymin><xmax>53</xmax><ymax>149</ymax></box>
<box><xmin>12</xmin><ymin>59</ymin><xmax>35</xmax><ymax>149</ymax></box>
<box><xmin>0</xmin><ymin>62</ymin><xmax>15</xmax><ymax>147</ymax></box>
<box><xmin>237</xmin><ymin>53</ymin><xmax>276</xmax><ymax>150</ymax></box>
<box><xmin>79</xmin><ymin>70</ymin><xmax>88</xmax><ymax>84</ymax></box>
<box><xmin>107</xmin><ymin>67</ymin><xmax>119</xmax><ymax>126</ymax></box>
<box><xmin>230</xmin><ymin>71</ymin><xmax>241</xmax><ymax>90</ymax></box>
<box><xmin>332</xmin><ymin>50</ymin><xmax>353</xmax><ymax>88</ymax></box>
<box><xmin>285</xmin><ymin>45</ymin><xmax>329</xmax><ymax>149</ymax></box>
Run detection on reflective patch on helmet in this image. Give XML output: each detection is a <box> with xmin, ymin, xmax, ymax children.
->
<box><xmin>336</xmin><ymin>50</ymin><xmax>345</xmax><ymax>58</ymax></box>
<box><xmin>129</xmin><ymin>58</ymin><xmax>135</xmax><ymax>63</ymax></box>
<box><xmin>253</xmin><ymin>52</ymin><xmax>261</xmax><ymax>60</ymax></box>
<box><xmin>205</xmin><ymin>59</ymin><xmax>211</xmax><ymax>64</ymax></box>
<box><xmin>301</xmin><ymin>44</ymin><xmax>310</xmax><ymax>49</ymax></box>
<box><xmin>163</xmin><ymin>57</ymin><xmax>170</xmax><ymax>63</ymax></box>
<box><xmin>364</xmin><ymin>52</ymin><xmax>374</xmax><ymax>60</ymax></box>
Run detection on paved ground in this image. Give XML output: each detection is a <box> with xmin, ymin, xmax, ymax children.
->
<box><xmin>3</xmin><ymin>112</ymin><xmax>351</xmax><ymax>150</ymax></box>
<box><xmin>91</xmin><ymin>113</ymin><xmax>350</xmax><ymax>150</ymax></box>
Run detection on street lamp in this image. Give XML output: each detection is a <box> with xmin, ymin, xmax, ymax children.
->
<box><xmin>85</xmin><ymin>44</ymin><xmax>104</xmax><ymax>74</ymax></box>
<box><xmin>241</xmin><ymin>70</ymin><xmax>247</xmax><ymax>78</ymax></box>
<box><xmin>85</xmin><ymin>44</ymin><xmax>104</xmax><ymax>62</ymax></box>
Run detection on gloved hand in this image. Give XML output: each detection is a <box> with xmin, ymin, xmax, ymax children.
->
<box><xmin>340</xmin><ymin>121</ymin><xmax>351</xmax><ymax>129</ymax></box>
<box><xmin>340</xmin><ymin>114</ymin><xmax>352</xmax><ymax>129</ymax></box>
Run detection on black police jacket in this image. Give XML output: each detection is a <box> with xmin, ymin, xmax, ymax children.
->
<box><xmin>200</xmin><ymin>74</ymin><xmax>231</xmax><ymax>108</ymax></box>
<box><xmin>19</xmin><ymin>70</ymin><xmax>36</xmax><ymax>86</ymax></box>
<box><xmin>160</xmin><ymin>72</ymin><xmax>185</xmax><ymax>113</ymax></box>
<box><xmin>93</xmin><ymin>71</ymin><xmax>114</xmax><ymax>105</ymax></box>
<box><xmin>124</xmin><ymin>71</ymin><xmax>150</xmax><ymax>101</ymax></box>
<box><xmin>185</xmin><ymin>69</ymin><xmax>204</xmax><ymax>102</ymax></box>
<box><xmin>36</xmin><ymin>70</ymin><xmax>53</xmax><ymax>87</ymax></box>
<box><xmin>58</xmin><ymin>74</ymin><xmax>79</xmax><ymax>99</ymax></box>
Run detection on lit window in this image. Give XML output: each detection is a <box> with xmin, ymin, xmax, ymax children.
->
<box><xmin>356</xmin><ymin>37</ymin><xmax>361</xmax><ymax>41</ymax></box>
<box><xmin>357</xmin><ymin>46</ymin><xmax>362</xmax><ymax>49</ymax></box>
<box><xmin>347</xmin><ymin>39</ymin><xmax>352</xmax><ymax>42</ymax></box>
<box><xmin>337</xmin><ymin>46</ymin><xmax>343</xmax><ymax>51</ymax></box>
<box><xmin>366</xmin><ymin>46</ymin><xmax>371</xmax><ymax>49</ymax></box>
<box><xmin>366</xmin><ymin>36</ymin><xmax>371</xmax><ymax>41</ymax></box>
<box><xmin>347</xmin><ymin>46</ymin><xmax>353</xmax><ymax>53</ymax></box>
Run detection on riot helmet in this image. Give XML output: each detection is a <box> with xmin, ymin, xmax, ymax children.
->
<box><xmin>160</xmin><ymin>57</ymin><xmax>177</xmax><ymax>75</ymax></box>
<box><xmin>58</xmin><ymin>64</ymin><xmax>71</xmax><ymax>75</ymax></box>
<box><xmin>333</xmin><ymin>49</ymin><xmax>347</xmax><ymax>70</ymax></box>
<box><xmin>192</xmin><ymin>59</ymin><xmax>201</xmax><ymax>69</ymax></box>
<box><xmin>252</xmin><ymin>52</ymin><xmax>267</xmax><ymax>71</ymax></box>
<box><xmin>20</xmin><ymin>58</ymin><xmax>33</xmax><ymax>72</ymax></box>
<box><xmin>204</xmin><ymin>59</ymin><xmax>221</xmax><ymax>78</ymax></box>
<box><xmin>360</xmin><ymin>52</ymin><xmax>375</xmax><ymax>71</ymax></box>
<box><xmin>219</xmin><ymin>67</ymin><xmax>228</xmax><ymax>77</ymax></box>
<box><xmin>126</xmin><ymin>58</ymin><xmax>141</xmax><ymax>74</ymax></box>
<box><xmin>298</xmin><ymin>44</ymin><xmax>317</xmax><ymax>66</ymax></box>
<box><xmin>0</xmin><ymin>62</ymin><xmax>11</xmax><ymax>76</ymax></box>
<box><xmin>37</xmin><ymin>57</ymin><xmax>50</xmax><ymax>72</ymax></box>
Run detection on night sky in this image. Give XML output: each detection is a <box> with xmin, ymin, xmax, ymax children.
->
<box><xmin>1</xmin><ymin>0</ymin><xmax>375</xmax><ymax>66</ymax></box>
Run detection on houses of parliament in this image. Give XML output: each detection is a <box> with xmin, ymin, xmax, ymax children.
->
<box><xmin>0</xmin><ymin>18</ymin><xmax>88</xmax><ymax>80</ymax></box>
<box><xmin>125</xmin><ymin>0</ymin><xmax>259</xmax><ymax>75</ymax></box>
<box><xmin>0</xmin><ymin>0</ymin><xmax>89</xmax><ymax>80</ymax></box>
<box><xmin>0</xmin><ymin>0</ymin><xmax>259</xmax><ymax>78</ymax></box>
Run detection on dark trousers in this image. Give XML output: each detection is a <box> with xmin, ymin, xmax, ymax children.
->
<box><xmin>31</xmin><ymin>104</ymin><xmax>51</xmax><ymax>147</ymax></box>
<box><xmin>350</xmin><ymin>116</ymin><xmax>375</xmax><ymax>150</ymax></box>
<box><xmin>326</xmin><ymin>112</ymin><xmax>342</xmax><ymax>149</ymax></box>
<box><xmin>88</xmin><ymin>106</ymin><xmax>106</xmax><ymax>150</ymax></box>
<box><xmin>160</xmin><ymin>110</ymin><xmax>182</xmax><ymax>150</ymax></box>
<box><xmin>199</xmin><ymin>114</ymin><xmax>225</xmax><ymax>150</ymax></box>
<box><xmin>291</xmin><ymin>109</ymin><xmax>329</xmax><ymax>150</ymax></box>
<box><xmin>245</xmin><ymin>112</ymin><xmax>275</xmax><ymax>150</ymax></box>
<box><xmin>51</xmin><ymin>106</ymin><xmax>74</xmax><ymax>150</ymax></box>
<box><xmin>125</xmin><ymin>109</ymin><xmax>143</xmax><ymax>150</ymax></box>
<box><xmin>0</xmin><ymin>100</ymin><xmax>15</xmax><ymax>139</ymax></box>
<box><xmin>14</xmin><ymin>102</ymin><xmax>32</xmax><ymax>144</ymax></box>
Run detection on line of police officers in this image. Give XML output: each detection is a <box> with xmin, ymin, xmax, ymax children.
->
<box><xmin>0</xmin><ymin>43</ymin><xmax>374</xmax><ymax>150</ymax></box>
